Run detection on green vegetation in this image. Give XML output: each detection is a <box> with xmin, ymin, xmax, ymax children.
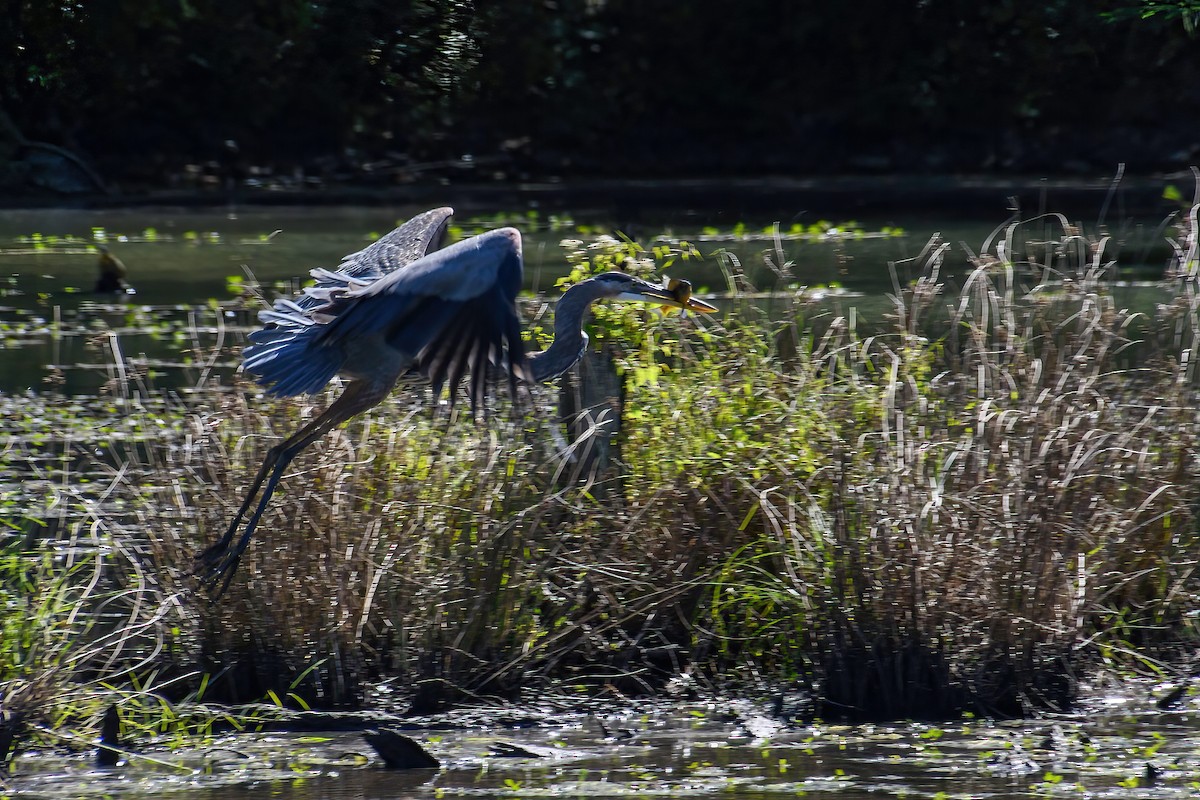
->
<box><xmin>1104</xmin><ymin>1</ymin><xmax>1200</xmax><ymax>28</ymax></box>
<box><xmin>2</xmin><ymin>209</ymin><xmax>1199</xmax><ymax>764</ymax></box>
<box><xmin>0</xmin><ymin>494</ymin><xmax>255</xmax><ymax>769</ymax></box>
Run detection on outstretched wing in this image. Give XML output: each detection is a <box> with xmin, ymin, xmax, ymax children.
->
<box><xmin>311</xmin><ymin>227</ymin><xmax>528</xmax><ymax>412</ymax></box>
<box><xmin>289</xmin><ymin>206</ymin><xmax>453</xmax><ymax>313</ymax></box>
<box><xmin>244</xmin><ymin>207</ymin><xmax>454</xmax><ymax>396</ymax></box>
<box><xmin>244</xmin><ymin>218</ymin><xmax>528</xmax><ymax>413</ymax></box>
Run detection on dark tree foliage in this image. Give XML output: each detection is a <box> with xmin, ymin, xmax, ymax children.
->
<box><xmin>1</xmin><ymin>0</ymin><xmax>1197</xmax><ymax>184</ymax></box>
<box><xmin>1</xmin><ymin>1</ymin><xmax>480</xmax><ymax>172</ymax></box>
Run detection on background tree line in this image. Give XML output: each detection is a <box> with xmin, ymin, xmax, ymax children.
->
<box><xmin>1</xmin><ymin>0</ymin><xmax>1198</xmax><ymax>189</ymax></box>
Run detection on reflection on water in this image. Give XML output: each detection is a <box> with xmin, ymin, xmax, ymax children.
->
<box><xmin>7</xmin><ymin>696</ymin><xmax>1199</xmax><ymax>799</ymax></box>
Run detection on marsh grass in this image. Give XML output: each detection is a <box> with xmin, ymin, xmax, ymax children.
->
<box><xmin>2</xmin><ymin>211</ymin><xmax>1199</xmax><ymax>736</ymax></box>
<box><xmin>707</xmin><ymin>209</ymin><xmax>1200</xmax><ymax>717</ymax></box>
<box><xmin>0</xmin><ymin>481</ymin><xmax>232</xmax><ymax>767</ymax></box>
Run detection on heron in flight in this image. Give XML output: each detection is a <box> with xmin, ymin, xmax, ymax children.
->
<box><xmin>198</xmin><ymin>207</ymin><xmax>716</xmax><ymax>592</ymax></box>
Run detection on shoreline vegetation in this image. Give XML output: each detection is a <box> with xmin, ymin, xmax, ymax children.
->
<box><xmin>2</xmin><ymin>203</ymin><xmax>1200</xmax><ymax>768</ymax></box>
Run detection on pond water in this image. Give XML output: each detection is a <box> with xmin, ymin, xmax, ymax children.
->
<box><xmin>0</xmin><ymin>205</ymin><xmax>916</xmax><ymax>304</ymax></box>
<box><xmin>7</xmin><ymin>693</ymin><xmax>1199</xmax><ymax>799</ymax></box>
<box><xmin>0</xmin><ymin>204</ymin><xmax>1176</xmax><ymax>395</ymax></box>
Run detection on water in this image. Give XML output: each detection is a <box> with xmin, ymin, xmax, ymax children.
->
<box><xmin>0</xmin><ymin>204</ymin><xmax>1174</xmax><ymax>395</ymax></box>
<box><xmin>0</xmin><ymin>205</ymin><xmax>910</xmax><ymax>394</ymax></box>
<box><xmin>0</xmin><ymin>204</ymin><xmax>935</xmax><ymax>302</ymax></box>
<box><xmin>6</xmin><ymin>694</ymin><xmax>1198</xmax><ymax>798</ymax></box>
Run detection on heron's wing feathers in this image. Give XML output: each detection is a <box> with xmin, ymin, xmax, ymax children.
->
<box><xmin>288</xmin><ymin>206</ymin><xmax>454</xmax><ymax>314</ymax></box>
<box><xmin>313</xmin><ymin>228</ymin><xmax>527</xmax><ymax>410</ymax></box>
<box><xmin>420</xmin><ymin>283</ymin><xmax>527</xmax><ymax>411</ymax></box>
<box><xmin>334</xmin><ymin>206</ymin><xmax>453</xmax><ymax>282</ymax></box>
<box><xmin>244</xmin><ymin>208</ymin><xmax>453</xmax><ymax>396</ymax></box>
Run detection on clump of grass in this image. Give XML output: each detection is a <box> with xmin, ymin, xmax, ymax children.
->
<box><xmin>175</xmin><ymin>388</ymin><xmax>574</xmax><ymax>708</ymax></box>
<box><xmin>704</xmin><ymin>209</ymin><xmax>1200</xmax><ymax>718</ymax></box>
<box><xmin>0</xmin><ymin>493</ymin><xmax>212</xmax><ymax>766</ymax></box>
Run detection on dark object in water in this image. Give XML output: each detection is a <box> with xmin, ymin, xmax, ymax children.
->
<box><xmin>490</xmin><ymin>740</ymin><xmax>595</xmax><ymax>759</ymax></box>
<box><xmin>362</xmin><ymin>729</ymin><xmax>440</xmax><ymax>769</ymax></box>
<box><xmin>94</xmin><ymin>246</ymin><xmax>133</xmax><ymax>294</ymax></box>
<box><xmin>488</xmin><ymin>741</ymin><xmax>540</xmax><ymax>758</ymax></box>
<box><xmin>96</xmin><ymin>704</ymin><xmax>121</xmax><ymax>767</ymax></box>
<box><xmin>1155</xmin><ymin>681</ymin><xmax>1189</xmax><ymax>709</ymax></box>
<box><xmin>0</xmin><ymin>711</ymin><xmax>22</xmax><ymax>772</ymax></box>
<box><xmin>591</xmin><ymin>714</ymin><xmax>635</xmax><ymax>742</ymax></box>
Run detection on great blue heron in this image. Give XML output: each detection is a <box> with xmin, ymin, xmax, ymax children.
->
<box><xmin>198</xmin><ymin>207</ymin><xmax>716</xmax><ymax>592</ymax></box>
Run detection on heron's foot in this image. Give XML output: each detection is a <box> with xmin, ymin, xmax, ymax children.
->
<box><xmin>195</xmin><ymin>531</ymin><xmax>244</xmax><ymax>596</ymax></box>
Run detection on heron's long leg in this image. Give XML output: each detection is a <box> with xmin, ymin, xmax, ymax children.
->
<box><xmin>197</xmin><ymin>379</ymin><xmax>392</xmax><ymax>594</ymax></box>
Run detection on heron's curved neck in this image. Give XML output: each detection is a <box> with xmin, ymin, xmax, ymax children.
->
<box><xmin>527</xmin><ymin>279</ymin><xmax>607</xmax><ymax>382</ymax></box>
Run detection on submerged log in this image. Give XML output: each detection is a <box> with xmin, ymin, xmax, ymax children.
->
<box><xmin>96</xmin><ymin>703</ymin><xmax>122</xmax><ymax>767</ymax></box>
<box><xmin>362</xmin><ymin>729</ymin><xmax>440</xmax><ymax>769</ymax></box>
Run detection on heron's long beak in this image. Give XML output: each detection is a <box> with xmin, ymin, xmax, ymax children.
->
<box><xmin>618</xmin><ymin>279</ymin><xmax>718</xmax><ymax>313</ymax></box>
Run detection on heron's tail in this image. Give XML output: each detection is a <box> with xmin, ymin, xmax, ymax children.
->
<box><xmin>243</xmin><ymin>299</ymin><xmax>344</xmax><ymax>396</ymax></box>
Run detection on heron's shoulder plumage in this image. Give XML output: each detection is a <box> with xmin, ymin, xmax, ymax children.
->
<box><xmin>353</xmin><ymin>226</ymin><xmax>522</xmax><ymax>303</ymax></box>
<box><xmin>259</xmin><ymin>206</ymin><xmax>454</xmax><ymax>326</ymax></box>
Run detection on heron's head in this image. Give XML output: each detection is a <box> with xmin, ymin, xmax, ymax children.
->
<box><xmin>592</xmin><ymin>271</ymin><xmax>718</xmax><ymax>313</ymax></box>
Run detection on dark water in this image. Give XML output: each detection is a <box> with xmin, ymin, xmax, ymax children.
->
<box><xmin>0</xmin><ymin>204</ymin><xmax>1173</xmax><ymax>395</ymax></box>
<box><xmin>7</xmin><ymin>695</ymin><xmax>1199</xmax><ymax>799</ymax></box>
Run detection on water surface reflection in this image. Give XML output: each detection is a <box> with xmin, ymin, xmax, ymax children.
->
<box><xmin>8</xmin><ymin>696</ymin><xmax>1198</xmax><ymax>798</ymax></box>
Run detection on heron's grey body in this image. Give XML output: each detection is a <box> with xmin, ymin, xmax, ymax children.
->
<box><xmin>198</xmin><ymin>207</ymin><xmax>713</xmax><ymax>593</ymax></box>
